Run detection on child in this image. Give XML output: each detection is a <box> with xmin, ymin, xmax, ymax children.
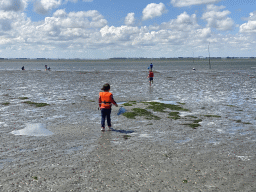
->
<box><xmin>147</xmin><ymin>69</ymin><xmax>154</xmax><ymax>86</ymax></box>
<box><xmin>98</xmin><ymin>83</ymin><xmax>118</xmax><ymax>131</ymax></box>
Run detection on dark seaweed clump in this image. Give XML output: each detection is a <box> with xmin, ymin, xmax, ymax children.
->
<box><xmin>123</xmin><ymin>108</ymin><xmax>160</xmax><ymax>120</ymax></box>
<box><xmin>24</xmin><ymin>101</ymin><xmax>49</xmax><ymax>107</ymax></box>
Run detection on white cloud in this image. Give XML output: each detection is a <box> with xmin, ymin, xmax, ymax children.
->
<box><xmin>171</xmin><ymin>0</ymin><xmax>221</xmax><ymax>7</ymax></box>
<box><xmin>239</xmin><ymin>12</ymin><xmax>256</xmax><ymax>33</ymax></box>
<box><xmin>202</xmin><ymin>4</ymin><xmax>235</xmax><ymax>31</ymax></box>
<box><xmin>34</xmin><ymin>0</ymin><xmax>62</xmax><ymax>14</ymax></box>
<box><xmin>36</xmin><ymin>9</ymin><xmax>107</xmax><ymax>38</ymax></box>
<box><xmin>161</xmin><ymin>12</ymin><xmax>199</xmax><ymax>31</ymax></box>
<box><xmin>142</xmin><ymin>3</ymin><xmax>167</xmax><ymax>21</ymax></box>
<box><xmin>0</xmin><ymin>0</ymin><xmax>28</xmax><ymax>12</ymax></box>
<box><xmin>125</xmin><ymin>13</ymin><xmax>135</xmax><ymax>26</ymax></box>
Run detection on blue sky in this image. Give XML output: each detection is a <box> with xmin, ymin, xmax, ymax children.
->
<box><xmin>0</xmin><ymin>0</ymin><xmax>256</xmax><ymax>59</ymax></box>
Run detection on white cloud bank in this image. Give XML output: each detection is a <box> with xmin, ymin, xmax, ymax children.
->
<box><xmin>0</xmin><ymin>1</ymin><xmax>255</xmax><ymax>58</ymax></box>
<box><xmin>171</xmin><ymin>0</ymin><xmax>221</xmax><ymax>7</ymax></box>
<box><xmin>142</xmin><ymin>3</ymin><xmax>167</xmax><ymax>21</ymax></box>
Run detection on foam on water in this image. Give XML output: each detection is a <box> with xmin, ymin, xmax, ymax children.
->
<box><xmin>11</xmin><ymin>123</ymin><xmax>53</xmax><ymax>136</ymax></box>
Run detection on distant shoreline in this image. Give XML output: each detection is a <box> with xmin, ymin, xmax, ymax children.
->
<box><xmin>0</xmin><ymin>58</ymin><xmax>256</xmax><ymax>63</ymax></box>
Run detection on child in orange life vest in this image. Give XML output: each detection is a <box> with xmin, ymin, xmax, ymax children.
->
<box><xmin>147</xmin><ymin>69</ymin><xmax>154</xmax><ymax>86</ymax></box>
<box><xmin>98</xmin><ymin>83</ymin><xmax>118</xmax><ymax>131</ymax></box>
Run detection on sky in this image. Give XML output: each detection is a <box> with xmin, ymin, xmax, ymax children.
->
<box><xmin>0</xmin><ymin>0</ymin><xmax>256</xmax><ymax>59</ymax></box>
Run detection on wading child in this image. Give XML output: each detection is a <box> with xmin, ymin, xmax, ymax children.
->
<box><xmin>147</xmin><ymin>69</ymin><xmax>154</xmax><ymax>86</ymax></box>
<box><xmin>99</xmin><ymin>83</ymin><xmax>118</xmax><ymax>131</ymax></box>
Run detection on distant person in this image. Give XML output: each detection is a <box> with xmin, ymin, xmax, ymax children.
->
<box><xmin>45</xmin><ymin>65</ymin><xmax>47</xmax><ymax>71</ymax></box>
<box><xmin>21</xmin><ymin>66</ymin><xmax>25</xmax><ymax>70</ymax></box>
<box><xmin>147</xmin><ymin>69</ymin><xmax>154</xmax><ymax>86</ymax></box>
<box><xmin>192</xmin><ymin>68</ymin><xmax>196</xmax><ymax>71</ymax></box>
<box><xmin>48</xmin><ymin>67</ymin><xmax>51</xmax><ymax>71</ymax></box>
<box><xmin>98</xmin><ymin>83</ymin><xmax>118</xmax><ymax>131</ymax></box>
<box><xmin>150</xmin><ymin>63</ymin><xmax>153</xmax><ymax>70</ymax></box>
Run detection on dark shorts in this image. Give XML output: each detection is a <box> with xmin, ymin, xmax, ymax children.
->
<box><xmin>149</xmin><ymin>77</ymin><xmax>153</xmax><ymax>81</ymax></box>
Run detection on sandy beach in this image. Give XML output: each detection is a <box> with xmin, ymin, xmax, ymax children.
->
<box><xmin>0</xmin><ymin>62</ymin><xmax>255</xmax><ymax>191</ymax></box>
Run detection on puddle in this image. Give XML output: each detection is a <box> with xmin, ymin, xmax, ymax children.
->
<box><xmin>139</xmin><ymin>134</ymin><xmax>152</xmax><ymax>138</ymax></box>
<box><xmin>149</xmin><ymin>100</ymin><xmax>177</xmax><ymax>105</ymax></box>
<box><xmin>175</xmin><ymin>138</ymin><xmax>191</xmax><ymax>143</ymax></box>
<box><xmin>66</xmin><ymin>146</ymin><xmax>84</xmax><ymax>154</ymax></box>
<box><xmin>11</xmin><ymin>123</ymin><xmax>54</xmax><ymax>136</ymax></box>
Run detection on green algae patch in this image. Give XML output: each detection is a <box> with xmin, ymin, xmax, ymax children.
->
<box><xmin>2</xmin><ymin>102</ymin><xmax>10</xmax><ymax>106</ymax></box>
<box><xmin>182</xmin><ymin>123</ymin><xmax>201</xmax><ymax>129</ymax></box>
<box><xmin>123</xmin><ymin>103</ymin><xmax>133</xmax><ymax>106</ymax></box>
<box><xmin>144</xmin><ymin>102</ymin><xmax>189</xmax><ymax>112</ymax></box>
<box><xmin>186</xmin><ymin>115</ymin><xmax>197</xmax><ymax>119</ymax></box>
<box><xmin>204</xmin><ymin>115</ymin><xmax>221</xmax><ymax>118</ymax></box>
<box><xmin>123</xmin><ymin>101</ymin><xmax>137</xmax><ymax>106</ymax></box>
<box><xmin>123</xmin><ymin>112</ymin><xmax>137</xmax><ymax>119</ymax></box>
<box><xmin>24</xmin><ymin>101</ymin><xmax>49</xmax><ymax>107</ymax></box>
<box><xmin>169</xmin><ymin>112</ymin><xmax>180</xmax><ymax>120</ymax></box>
<box><xmin>193</xmin><ymin>119</ymin><xmax>202</xmax><ymax>124</ymax></box>
<box><xmin>19</xmin><ymin>97</ymin><xmax>29</xmax><ymax>100</ymax></box>
<box><xmin>123</xmin><ymin>108</ymin><xmax>160</xmax><ymax>120</ymax></box>
<box><xmin>236</xmin><ymin>120</ymin><xmax>251</xmax><ymax>124</ymax></box>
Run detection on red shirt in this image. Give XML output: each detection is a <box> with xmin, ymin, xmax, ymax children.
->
<box><xmin>149</xmin><ymin>71</ymin><xmax>154</xmax><ymax>78</ymax></box>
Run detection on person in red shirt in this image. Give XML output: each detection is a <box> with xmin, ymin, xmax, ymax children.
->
<box><xmin>147</xmin><ymin>69</ymin><xmax>154</xmax><ymax>86</ymax></box>
<box><xmin>99</xmin><ymin>83</ymin><xmax>118</xmax><ymax>131</ymax></box>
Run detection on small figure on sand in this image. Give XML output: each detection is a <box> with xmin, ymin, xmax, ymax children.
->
<box><xmin>45</xmin><ymin>65</ymin><xmax>47</xmax><ymax>71</ymax></box>
<box><xmin>150</xmin><ymin>63</ymin><xmax>153</xmax><ymax>70</ymax></box>
<box><xmin>98</xmin><ymin>83</ymin><xmax>118</xmax><ymax>131</ymax></box>
<box><xmin>192</xmin><ymin>68</ymin><xmax>196</xmax><ymax>71</ymax></box>
<box><xmin>21</xmin><ymin>66</ymin><xmax>25</xmax><ymax>70</ymax></box>
<box><xmin>48</xmin><ymin>67</ymin><xmax>51</xmax><ymax>71</ymax></box>
<box><xmin>147</xmin><ymin>69</ymin><xmax>154</xmax><ymax>86</ymax></box>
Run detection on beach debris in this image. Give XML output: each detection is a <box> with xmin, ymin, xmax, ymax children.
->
<box><xmin>123</xmin><ymin>135</ymin><xmax>131</xmax><ymax>140</ymax></box>
<box><xmin>32</xmin><ymin>176</ymin><xmax>38</xmax><ymax>180</ymax></box>
<box><xmin>183</xmin><ymin>180</ymin><xmax>188</xmax><ymax>183</ymax></box>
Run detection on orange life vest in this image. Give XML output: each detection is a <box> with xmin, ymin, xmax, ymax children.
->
<box><xmin>99</xmin><ymin>92</ymin><xmax>113</xmax><ymax>109</ymax></box>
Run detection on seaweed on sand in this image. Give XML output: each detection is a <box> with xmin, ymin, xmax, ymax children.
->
<box><xmin>123</xmin><ymin>108</ymin><xmax>160</xmax><ymax>120</ymax></box>
<box><xmin>24</xmin><ymin>101</ymin><xmax>49</xmax><ymax>107</ymax></box>
<box><xmin>19</xmin><ymin>97</ymin><xmax>29</xmax><ymax>100</ymax></box>
<box><xmin>169</xmin><ymin>112</ymin><xmax>180</xmax><ymax>120</ymax></box>
<box><xmin>144</xmin><ymin>102</ymin><xmax>189</xmax><ymax>112</ymax></box>
<box><xmin>122</xmin><ymin>101</ymin><xmax>137</xmax><ymax>106</ymax></box>
<box><xmin>204</xmin><ymin>115</ymin><xmax>221</xmax><ymax>118</ymax></box>
<box><xmin>182</xmin><ymin>123</ymin><xmax>201</xmax><ymax>129</ymax></box>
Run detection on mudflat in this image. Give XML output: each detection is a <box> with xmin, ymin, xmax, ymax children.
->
<box><xmin>0</xmin><ymin>68</ymin><xmax>255</xmax><ymax>191</ymax></box>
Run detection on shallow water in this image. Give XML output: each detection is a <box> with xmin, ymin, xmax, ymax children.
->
<box><xmin>0</xmin><ymin>60</ymin><xmax>256</xmax><ymax>171</ymax></box>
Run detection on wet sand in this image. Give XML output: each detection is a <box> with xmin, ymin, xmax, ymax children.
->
<box><xmin>1</xmin><ymin>102</ymin><xmax>255</xmax><ymax>192</ymax></box>
<box><xmin>0</xmin><ymin>68</ymin><xmax>256</xmax><ymax>191</ymax></box>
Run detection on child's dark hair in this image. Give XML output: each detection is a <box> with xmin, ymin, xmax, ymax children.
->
<box><xmin>101</xmin><ymin>83</ymin><xmax>110</xmax><ymax>91</ymax></box>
